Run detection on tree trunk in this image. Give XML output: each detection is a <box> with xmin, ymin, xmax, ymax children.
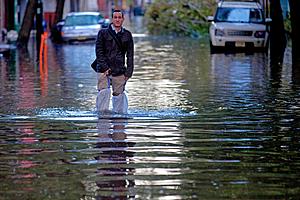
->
<box><xmin>289</xmin><ymin>0</ymin><xmax>300</xmax><ymax>84</ymax></box>
<box><xmin>16</xmin><ymin>0</ymin><xmax>36</xmax><ymax>48</ymax></box>
<box><xmin>269</xmin><ymin>0</ymin><xmax>286</xmax><ymax>67</ymax></box>
<box><xmin>54</xmin><ymin>0</ymin><xmax>65</xmax><ymax>24</ymax></box>
<box><xmin>51</xmin><ymin>0</ymin><xmax>65</xmax><ymax>42</ymax></box>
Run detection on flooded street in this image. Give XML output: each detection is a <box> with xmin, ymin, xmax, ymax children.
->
<box><xmin>1</xmin><ymin>17</ymin><xmax>300</xmax><ymax>199</ymax></box>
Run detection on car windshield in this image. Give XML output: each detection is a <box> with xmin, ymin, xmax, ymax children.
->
<box><xmin>215</xmin><ymin>7</ymin><xmax>263</xmax><ymax>23</ymax></box>
<box><xmin>64</xmin><ymin>15</ymin><xmax>102</xmax><ymax>26</ymax></box>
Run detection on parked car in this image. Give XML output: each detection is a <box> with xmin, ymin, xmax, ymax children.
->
<box><xmin>207</xmin><ymin>0</ymin><xmax>271</xmax><ymax>52</ymax></box>
<box><xmin>59</xmin><ymin>12</ymin><xmax>110</xmax><ymax>43</ymax></box>
<box><xmin>133</xmin><ymin>6</ymin><xmax>145</xmax><ymax>16</ymax></box>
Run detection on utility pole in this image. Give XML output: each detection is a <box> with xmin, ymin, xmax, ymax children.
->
<box><xmin>269</xmin><ymin>0</ymin><xmax>286</xmax><ymax>67</ymax></box>
<box><xmin>36</xmin><ymin>0</ymin><xmax>44</xmax><ymax>61</ymax></box>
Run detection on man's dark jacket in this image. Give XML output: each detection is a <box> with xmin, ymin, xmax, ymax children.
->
<box><xmin>95</xmin><ymin>24</ymin><xmax>134</xmax><ymax>77</ymax></box>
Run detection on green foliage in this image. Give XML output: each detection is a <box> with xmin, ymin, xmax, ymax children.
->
<box><xmin>284</xmin><ymin>16</ymin><xmax>291</xmax><ymax>35</ymax></box>
<box><xmin>146</xmin><ymin>0</ymin><xmax>217</xmax><ymax>37</ymax></box>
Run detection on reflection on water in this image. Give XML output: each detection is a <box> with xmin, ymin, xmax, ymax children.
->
<box><xmin>79</xmin><ymin>118</ymin><xmax>136</xmax><ymax>199</ymax></box>
<box><xmin>1</xmin><ymin>22</ymin><xmax>300</xmax><ymax>199</ymax></box>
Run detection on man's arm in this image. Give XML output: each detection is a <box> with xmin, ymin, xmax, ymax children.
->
<box><xmin>95</xmin><ymin>30</ymin><xmax>109</xmax><ymax>73</ymax></box>
<box><xmin>125</xmin><ymin>32</ymin><xmax>134</xmax><ymax>78</ymax></box>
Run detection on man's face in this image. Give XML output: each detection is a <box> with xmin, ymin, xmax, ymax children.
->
<box><xmin>112</xmin><ymin>12</ymin><xmax>124</xmax><ymax>28</ymax></box>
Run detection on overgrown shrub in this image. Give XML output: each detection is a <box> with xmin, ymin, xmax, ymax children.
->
<box><xmin>146</xmin><ymin>0</ymin><xmax>217</xmax><ymax>37</ymax></box>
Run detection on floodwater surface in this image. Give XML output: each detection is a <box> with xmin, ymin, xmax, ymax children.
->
<box><xmin>0</xmin><ymin>19</ymin><xmax>300</xmax><ymax>199</ymax></box>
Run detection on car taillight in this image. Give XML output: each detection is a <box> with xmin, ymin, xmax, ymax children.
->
<box><xmin>254</xmin><ymin>31</ymin><xmax>265</xmax><ymax>38</ymax></box>
<box><xmin>215</xmin><ymin>29</ymin><xmax>225</xmax><ymax>36</ymax></box>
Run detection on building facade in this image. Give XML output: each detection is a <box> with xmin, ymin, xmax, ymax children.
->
<box><xmin>0</xmin><ymin>0</ymin><xmax>156</xmax><ymax>38</ymax></box>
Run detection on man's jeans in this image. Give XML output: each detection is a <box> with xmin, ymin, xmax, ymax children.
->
<box><xmin>97</xmin><ymin>73</ymin><xmax>126</xmax><ymax>96</ymax></box>
<box><xmin>97</xmin><ymin>73</ymin><xmax>128</xmax><ymax>114</ymax></box>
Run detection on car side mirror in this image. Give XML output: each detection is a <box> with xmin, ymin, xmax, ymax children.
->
<box><xmin>207</xmin><ymin>16</ymin><xmax>214</xmax><ymax>22</ymax></box>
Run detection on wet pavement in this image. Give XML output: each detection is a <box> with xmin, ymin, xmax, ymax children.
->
<box><xmin>0</xmin><ymin>17</ymin><xmax>300</xmax><ymax>199</ymax></box>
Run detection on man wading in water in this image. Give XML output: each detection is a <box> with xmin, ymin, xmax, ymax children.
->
<box><xmin>95</xmin><ymin>9</ymin><xmax>134</xmax><ymax>114</ymax></box>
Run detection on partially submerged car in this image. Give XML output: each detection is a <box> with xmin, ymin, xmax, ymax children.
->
<box><xmin>207</xmin><ymin>0</ymin><xmax>271</xmax><ymax>52</ymax></box>
<box><xmin>60</xmin><ymin>12</ymin><xmax>110</xmax><ymax>43</ymax></box>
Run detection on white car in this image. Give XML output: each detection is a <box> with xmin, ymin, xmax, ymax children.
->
<box><xmin>207</xmin><ymin>1</ymin><xmax>271</xmax><ymax>52</ymax></box>
<box><xmin>60</xmin><ymin>12</ymin><xmax>110</xmax><ymax>42</ymax></box>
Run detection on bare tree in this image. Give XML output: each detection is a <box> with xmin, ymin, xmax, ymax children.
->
<box><xmin>54</xmin><ymin>0</ymin><xmax>65</xmax><ymax>24</ymax></box>
<box><xmin>17</xmin><ymin>0</ymin><xmax>36</xmax><ymax>48</ymax></box>
<box><xmin>51</xmin><ymin>0</ymin><xmax>65</xmax><ymax>42</ymax></box>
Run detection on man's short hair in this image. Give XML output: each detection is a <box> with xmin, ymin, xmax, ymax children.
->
<box><xmin>112</xmin><ymin>9</ymin><xmax>124</xmax><ymax>18</ymax></box>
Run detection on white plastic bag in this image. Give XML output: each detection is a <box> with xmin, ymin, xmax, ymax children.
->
<box><xmin>96</xmin><ymin>88</ymin><xmax>111</xmax><ymax>112</ymax></box>
<box><xmin>112</xmin><ymin>92</ymin><xmax>128</xmax><ymax>114</ymax></box>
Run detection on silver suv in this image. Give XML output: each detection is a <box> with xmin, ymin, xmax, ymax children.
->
<box><xmin>207</xmin><ymin>1</ymin><xmax>271</xmax><ymax>52</ymax></box>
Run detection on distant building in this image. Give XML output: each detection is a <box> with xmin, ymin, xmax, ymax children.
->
<box><xmin>43</xmin><ymin>0</ymin><xmax>56</xmax><ymax>31</ymax></box>
<box><xmin>0</xmin><ymin>0</ymin><xmax>152</xmax><ymax>36</ymax></box>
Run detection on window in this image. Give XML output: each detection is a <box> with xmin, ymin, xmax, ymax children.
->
<box><xmin>65</xmin><ymin>15</ymin><xmax>102</xmax><ymax>26</ymax></box>
<box><xmin>215</xmin><ymin>8</ymin><xmax>263</xmax><ymax>23</ymax></box>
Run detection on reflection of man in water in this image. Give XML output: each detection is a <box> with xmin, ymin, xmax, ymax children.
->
<box><xmin>94</xmin><ymin>118</ymin><xmax>136</xmax><ymax>199</ymax></box>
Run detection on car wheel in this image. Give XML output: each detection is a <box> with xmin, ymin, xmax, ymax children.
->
<box><xmin>210</xmin><ymin>41</ymin><xmax>218</xmax><ymax>54</ymax></box>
